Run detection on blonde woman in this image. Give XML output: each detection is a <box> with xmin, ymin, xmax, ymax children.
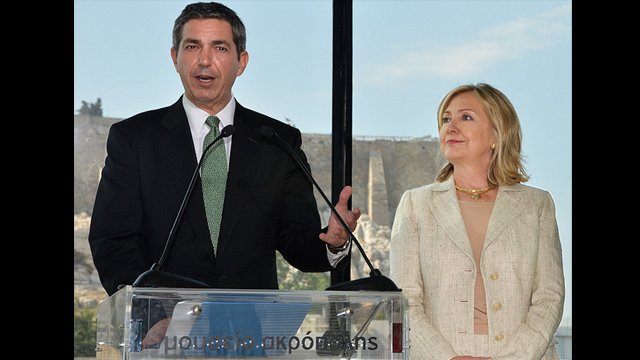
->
<box><xmin>390</xmin><ymin>83</ymin><xmax>564</xmax><ymax>360</ymax></box>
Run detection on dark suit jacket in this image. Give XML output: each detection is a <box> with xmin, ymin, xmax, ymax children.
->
<box><xmin>89</xmin><ymin>98</ymin><xmax>340</xmax><ymax>295</ymax></box>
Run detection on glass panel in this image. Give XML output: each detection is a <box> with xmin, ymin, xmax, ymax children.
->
<box><xmin>353</xmin><ymin>0</ymin><xmax>571</xmax><ymax>358</ymax></box>
<box><xmin>74</xmin><ymin>0</ymin><xmax>334</xmax><ymax>299</ymax></box>
<box><xmin>96</xmin><ymin>286</ymin><xmax>408</xmax><ymax>359</ymax></box>
<box><xmin>75</xmin><ymin>2</ymin><xmax>333</xmax><ymax>357</ymax></box>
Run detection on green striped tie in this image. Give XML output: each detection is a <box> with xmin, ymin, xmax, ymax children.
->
<box><xmin>201</xmin><ymin>116</ymin><xmax>227</xmax><ymax>255</ymax></box>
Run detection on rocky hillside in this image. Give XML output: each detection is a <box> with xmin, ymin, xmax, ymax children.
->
<box><xmin>74</xmin><ymin>115</ymin><xmax>443</xmax><ymax>304</ymax></box>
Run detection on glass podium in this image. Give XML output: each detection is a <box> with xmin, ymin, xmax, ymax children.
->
<box><xmin>96</xmin><ymin>286</ymin><xmax>409</xmax><ymax>359</ymax></box>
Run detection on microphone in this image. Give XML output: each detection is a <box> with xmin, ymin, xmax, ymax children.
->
<box><xmin>132</xmin><ymin>124</ymin><xmax>235</xmax><ymax>289</ymax></box>
<box><xmin>259</xmin><ymin>126</ymin><xmax>400</xmax><ymax>292</ymax></box>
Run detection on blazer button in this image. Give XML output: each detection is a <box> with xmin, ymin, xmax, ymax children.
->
<box><xmin>490</xmin><ymin>272</ymin><xmax>499</xmax><ymax>280</ymax></box>
<box><xmin>492</xmin><ymin>302</ymin><xmax>502</xmax><ymax>311</ymax></box>
<box><xmin>495</xmin><ymin>333</ymin><xmax>504</xmax><ymax>342</ymax></box>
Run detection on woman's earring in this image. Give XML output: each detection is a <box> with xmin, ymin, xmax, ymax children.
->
<box><xmin>490</xmin><ymin>143</ymin><xmax>496</xmax><ymax>149</ymax></box>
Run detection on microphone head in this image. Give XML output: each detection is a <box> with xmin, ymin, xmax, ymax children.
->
<box><xmin>325</xmin><ymin>274</ymin><xmax>401</xmax><ymax>292</ymax></box>
<box><xmin>221</xmin><ymin>124</ymin><xmax>235</xmax><ymax>137</ymax></box>
<box><xmin>260</xmin><ymin>125</ymin><xmax>275</xmax><ymax>139</ymax></box>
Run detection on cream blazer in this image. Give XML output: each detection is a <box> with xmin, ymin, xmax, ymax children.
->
<box><xmin>390</xmin><ymin>176</ymin><xmax>565</xmax><ymax>360</ymax></box>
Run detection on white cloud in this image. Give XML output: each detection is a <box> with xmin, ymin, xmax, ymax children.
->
<box><xmin>364</xmin><ymin>3</ymin><xmax>571</xmax><ymax>84</ymax></box>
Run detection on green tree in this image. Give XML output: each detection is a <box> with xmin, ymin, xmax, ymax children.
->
<box><xmin>276</xmin><ymin>253</ymin><xmax>330</xmax><ymax>290</ymax></box>
<box><xmin>74</xmin><ymin>298</ymin><xmax>97</xmax><ymax>357</ymax></box>
<box><xmin>78</xmin><ymin>97</ymin><xmax>103</xmax><ymax>116</ymax></box>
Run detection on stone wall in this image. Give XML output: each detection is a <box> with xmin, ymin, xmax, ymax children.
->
<box><xmin>74</xmin><ymin>115</ymin><xmax>444</xmax><ymax>286</ymax></box>
<box><xmin>74</xmin><ymin>115</ymin><xmax>120</xmax><ymax>214</ymax></box>
<box><xmin>75</xmin><ymin>116</ymin><xmax>443</xmax><ymax>223</ymax></box>
<box><xmin>301</xmin><ymin>133</ymin><xmax>443</xmax><ymax>226</ymax></box>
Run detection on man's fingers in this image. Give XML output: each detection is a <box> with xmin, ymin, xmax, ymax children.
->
<box><xmin>337</xmin><ymin>185</ymin><xmax>353</xmax><ymax>207</ymax></box>
<box><xmin>351</xmin><ymin>206</ymin><xmax>362</xmax><ymax>220</ymax></box>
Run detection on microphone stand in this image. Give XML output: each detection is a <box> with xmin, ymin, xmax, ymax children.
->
<box><xmin>260</xmin><ymin>126</ymin><xmax>401</xmax><ymax>357</ymax></box>
<box><xmin>260</xmin><ymin>126</ymin><xmax>399</xmax><ymax>292</ymax></box>
<box><xmin>132</xmin><ymin>125</ymin><xmax>235</xmax><ymax>289</ymax></box>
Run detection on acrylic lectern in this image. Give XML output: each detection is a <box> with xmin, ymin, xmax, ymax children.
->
<box><xmin>95</xmin><ymin>286</ymin><xmax>409</xmax><ymax>359</ymax></box>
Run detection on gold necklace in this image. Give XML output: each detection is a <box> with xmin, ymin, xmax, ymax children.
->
<box><xmin>455</xmin><ymin>184</ymin><xmax>492</xmax><ymax>200</ymax></box>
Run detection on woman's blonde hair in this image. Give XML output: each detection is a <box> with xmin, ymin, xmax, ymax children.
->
<box><xmin>435</xmin><ymin>83</ymin><xmax>529</xmax><ymax>186</ymax></box>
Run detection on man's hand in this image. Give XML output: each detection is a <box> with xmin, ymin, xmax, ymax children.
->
<box><xmin>319</xmin><ymin>185</ymin><xmax>361</xmax><ymax>247</ymax></box>
<box><xmin>141</xmin><ymin>318</ymin><xmax>170</xmax><ymax>349</ymax></box>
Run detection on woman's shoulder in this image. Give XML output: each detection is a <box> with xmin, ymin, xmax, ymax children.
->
<box><xmin>505</xmin><ymin>182</ymin><xmax>552</xmax><ymax>195</ymax></box>
<box><xmin>402</xmin><ymin>182</ymin><xmax>445</xmax><ymax>199</ymax></box>
<box><xmin>503</xmin><ymin>183</ymin><xmax>555</xmax><ymax>205</ymax></box>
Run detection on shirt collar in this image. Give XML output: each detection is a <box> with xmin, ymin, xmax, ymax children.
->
<box><xmin>182</xmin><ymin>95</ymin><xmax>236</xmax><ymax>134</ymax></box>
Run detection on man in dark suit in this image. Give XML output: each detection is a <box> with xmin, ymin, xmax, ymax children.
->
<box><xmin>88</xmin><ymin>1</ymin><xmax>360</xmax><ymax>298</ymax></box>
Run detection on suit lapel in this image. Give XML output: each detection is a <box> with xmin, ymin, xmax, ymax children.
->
<box><xmin>159</xmin><ymin>99</ymin><xmax>215</xmax><ymax>260</ymax></box>
<box><xmin>215</xmin><ymin>104</ymin><xmax>263</xmax><ymax>257</ymax></box>
<box><xmin>159</xmin><ymin>100</ymin><xmax>197</xmax><ymax>196</ymax></box>
<box><xmin>484</xmin><ymin>184</ymin><xmax>525</xmax><ymax>250</ymax></box>
<box><xmin>427</xmin><ymin>178</ymin><xmax>526</xmax><ymax>260</ymax></box>
<box><xmin>429</xmin><ymin>177</ymin><xmax>474</xmax><ymax>260</ymax></box>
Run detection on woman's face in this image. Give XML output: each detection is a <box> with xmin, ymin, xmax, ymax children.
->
<box><xmin>439</xmin><ymin>91</ymin><xmax>495</xmax><ymax>168</ymax></box>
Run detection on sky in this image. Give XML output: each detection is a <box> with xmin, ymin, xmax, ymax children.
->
<box><xmin>74</xmin><ymin>0</ymin><xmax>572</xmax><ymax>323</ymax></box>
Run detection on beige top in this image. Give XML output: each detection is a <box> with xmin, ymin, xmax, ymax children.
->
<box><xmin>389</xmin><ymin>178</ymin><xmax>565</xmax><ymax>359</ymax></box>
<box><xmin>458</xmin><ymin>199</ymin><xmax>495</xmax><ymax>335</ymax></box>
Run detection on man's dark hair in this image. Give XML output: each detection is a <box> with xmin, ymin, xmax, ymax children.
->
<box><xmin>173</xmin><ymin>2</ymin><xmax>247</xmax><ymax>59</ymax></box>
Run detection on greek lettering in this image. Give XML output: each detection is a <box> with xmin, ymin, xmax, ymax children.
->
<box><xmin>302</xmin><ymin>331</ymin><xmax>314</xmax><ymax>350</ymax></box>
<box><xmin>240</xmin><ymin>336</ymin><xmax>254</xmax><ymax>350</ymax></box>
<box><xmin>178</xmin><ymin>336</ymin><xmax>191</xmax><ymax>350</ymax></box>
<box><xmin>368</xmin><ymin>336</ymin><xmax>378</xmax><ymax>350</ymax></box>
<box><xmin>353</xmin><ymin>336</ymin><xmax>366</xmax><ymax>349</ymax></box>
<box><xmin>262</xmin><ymin>336</ymin><xmax>274</xmax><ymax>350</ymax></box>
<box><xmin>163</xmin><ymin>336</ymin><xmax>177</xmax><ymax>354</ymax></box>
<box><xmin>191</xmin><ymin>336</ymin><xmax>205</xmax><ymax>350</ymax></box>
<box><xmin>288</xmin><ymin>336</ymin><xmax>300</xmax><ymax>354</ymax></box>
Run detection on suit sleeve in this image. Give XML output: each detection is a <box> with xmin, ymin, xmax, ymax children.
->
<box><xmin>88</xmin><ymin>123</ymin><xmax>151</xmax><ymax>296</ymax></box>
<box><xmin>492</xmin><ymin>191</ymin><xmax>565</xmax><ymax>360</ymax></box>
<box><xmin>275</xmin><ymin>129</ymin><xmax>334</xmax><ymax>272</ymax></box>
<box><xmin>390</xmin><ymin>191</ymin><xmax>458</xmax><ymax>360</ymax></box>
